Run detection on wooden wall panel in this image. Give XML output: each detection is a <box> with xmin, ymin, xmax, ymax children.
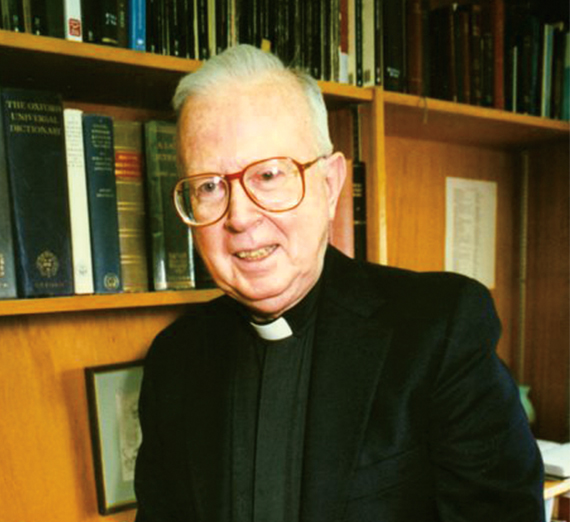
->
<box><xmin>525</xmin><ymin>142</ymin><xmax>570</xmax><ymax>441</ymax></box>
<box><xmin>0</xmin><ymin>307</ymin><xmax>184</xmax><ymax>522</ymax></box>
<box><xmin>384</xmin><ymin>136</ymin><xmax>519</xmax><ymax>366</ymax></box>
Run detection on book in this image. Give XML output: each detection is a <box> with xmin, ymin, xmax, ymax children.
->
<box><xmin>406</xmin><ymin>0</ymin><xmax>424</xmax><ymax>95</ymax></box>
<box><xmin>63</xmin><ymin>0</ymin><xmax>82</xmax><ymax>41</ymax></box>
<box><xmin>329</xmin><ymin>158</ymin><xmax>354</xmax><ymax>258</ymax></box>
<box><xmin>562</xmin><ymin>30</ymin><xmax>570</xmax><ymax>121</ymax></box>
<box><xmin>492</xmin><ymin>0</ymin><xmax>506</xmax><ymax>110</ymax></box>
<box><xmin>117</xmin><ymin>0</ymin><xmax>128</xmax><ymax>47</ymax></box>
<box><xmin>113</xmin><ymin>120</ymin><xmax>149</xmax><ymax>293</ymax></box>
<box><xmin>1</xmin><ymin>88</ymin><xmax>74</xmax><ymax>297</ymax></box>
<box><xmin>144</xmin><ymin>120</ymin><xmax>194</xmax><ymax>291</ymax></box>
<box><xmin>81</xmin><ymin>0</ymin><xmax>98</xmax><ymax>42</ymax></box>
<box><xmin>83</xmin><ymin>114</ymin><xmax>122</xmax><ymax>294</ymax></box>
<box><xmin>537</xmin><ymin>439</ymin><xmax>570</xmax><ymax>478</ymax></box>
<box><xmin>352</xmin><ymin>160</ymin><xmax>367</xmax><ymax>261</ymax></box>
<box><xmin>1</xmin><ymin>0</ymin><xmax>24</xmax><ymax>31</ymax></box>
<box><xmin>63</xmin><ymin>108</ymin><xmax>94</xmax><ymax>295</ymax></box>
<box><xmin>382</xmin><ymin>0</ymin><xmax>406</xmax><ymax>92</ymax></box>
<box><xmin>45</xmin><ymin>0</ymin><xmax>64</xmax><ymax>37</ymax></box>
<box><xmin>361</xmin><ymin>0</ymin><xmax>375</xmax><ymax>86</ymax></box>
<box><xmin>99</xmin><ymin>0</ymin><xmax>119</xmax><ymax>45</ymax></box>
<box><xmin>129</xmin><ymin>0</ymin><xmax>146</xmax><ymax>50</ymax></box>
<box><xmin>0</xmin><ymin>93</ymin><xmax>17</xmax><ymax>299</ymax></box>
<box><xmin>541</xmin><ymin>23</ymin><xmax>555</xmax><ymax>118</ymax></box>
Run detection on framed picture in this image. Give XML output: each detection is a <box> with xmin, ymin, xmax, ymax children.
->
<box><xmin>85</xmin><ymin>360</ymin><xmax>144</xmax><ymax>515</ymax></box>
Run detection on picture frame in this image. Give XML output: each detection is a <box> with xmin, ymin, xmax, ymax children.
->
<box><xmin>85</xmin><ymin>360</ymin><xmax>144</xmax><ymax>515</ymax></box>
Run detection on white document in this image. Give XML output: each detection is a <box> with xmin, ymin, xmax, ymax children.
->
<box><xmin>445</xmin><ymin>177</ymin><xmax>497</xmax><ymax>289</ymax></box>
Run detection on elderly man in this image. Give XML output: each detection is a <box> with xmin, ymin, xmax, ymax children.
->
<box><xmin>134</xmin><ymin>45</ymin><xmax>544</xmax><ymax>522</ymax></box>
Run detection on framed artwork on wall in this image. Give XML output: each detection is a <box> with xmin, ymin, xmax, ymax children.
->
<box><xmin>85</xmin><ymin>360</ymin><xmax>144</xmax><ymax>515</ymax></box>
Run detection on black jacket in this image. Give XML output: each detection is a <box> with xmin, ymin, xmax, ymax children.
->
<box><xmin>135</xmin><ymin>247</ymin><xmax>544</xmax><ymax>522</ymax></box>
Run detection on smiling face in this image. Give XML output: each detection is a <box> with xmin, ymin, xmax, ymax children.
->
<box><xmin>177</xmin><ymin>74</ymin><xmax>345</xmax><ymax>319</ymax></box>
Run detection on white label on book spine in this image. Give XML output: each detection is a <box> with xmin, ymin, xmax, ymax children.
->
<box><xmin>64</xmin><ymin>0</ymin><xmax>82</xmax><ymax>41</ymax></box>
<box><xmin>64</xmin><ymin>109</ymin><xmax>94</xmax><ymax>294</ymax></box>
<box><xmin>445</xmin><ymin>177</ymin><xmax>497</xmax><ymax>289</ymax></box>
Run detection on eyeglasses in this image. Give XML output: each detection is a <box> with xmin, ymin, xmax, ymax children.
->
<box><xmin>173</xmin><ymin>156</ymin><xmax>325</xmax><ymax>227</ymax></box>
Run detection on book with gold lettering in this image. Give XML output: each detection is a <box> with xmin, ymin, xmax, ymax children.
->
<box><xmin>113</xmin><ymin>119</ymin><xmax>149</xmax><ymax>292</ymax></box>
<box><xmin>144</xmin><ymin>120</ymin><xmax>194</xmax><ymax>291</ymax></box>
<box><xmin>1</xmin><ymin>88</ymin><xmax>73</xmax><ymax>297</ymax></box>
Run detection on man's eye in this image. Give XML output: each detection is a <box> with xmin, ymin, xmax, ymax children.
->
<box><xmin>193</xmin><ymin>178</ymin><xmax>225</xmax><ymax>199</ymax></box>
<box><xmin>256</xmin><ymin>168</ymin><xmax>285</xmax><ymax>183</ymax></box>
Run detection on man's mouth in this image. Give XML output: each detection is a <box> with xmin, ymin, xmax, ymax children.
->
<box><xmin>234</xmin><ymin>245</ymin><xmax>277</xmax><ymax>260</ymax></box>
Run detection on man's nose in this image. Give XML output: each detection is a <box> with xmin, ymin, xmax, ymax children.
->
<box><xmin>224</xmin><ymin>180</ymin><xmax>262</xmax><ymax>232</ymax></box>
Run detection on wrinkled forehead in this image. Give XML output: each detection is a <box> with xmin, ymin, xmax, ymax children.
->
<box><xmin>177</xmin><ymin>76</ymin><xmax>319</xmax><ymax>173</ymax></box>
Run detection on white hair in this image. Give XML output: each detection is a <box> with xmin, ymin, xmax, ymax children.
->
<box><xmin>172</xmin><ymin>44</ymin><xmax>333</xmax><ymax>156</ymax></box>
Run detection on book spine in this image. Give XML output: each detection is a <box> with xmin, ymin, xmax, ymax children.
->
<box><xmin>1</xmin><ymin>88</ymin><xmax>74</xmax><ymax>297</ymax></box>
<box><xmin>562</xmin><ymin>31</ymin><xmax>570</xmax><ymax>121</ymax></box>
<box><xmin>470</xmin><ymin>3</ymin><xmax>483</xmax><ymax>106</ymax></box>
<box><xmin>197</xmin><ymin>0</ymin><xmax>209</xmax><ymax>59</ymax></box>
<box><xmin>113</xmin><ymin>120</ymin><xmax>149</xmax><ymax>293</ymax></box>
<box><xmin>361</xmin><ymin>0</ymin><xmax>374</xmax><ymax>86</ymax></box>
<box><xmin>207</xmin><ymin>0</ymin><xmax>216</xmax><ymax>57</ymax></box>
<box><xmin>129</xmin><ymin>0</ymin><xmax>146</xmax><ymax>50</ymax></box>
<box><xmin>80</xmin><ymin>0</ymin><xmax>98</xmax><ymax>42</ymax></box>
<box><xmin>144</xmin><ymin>121</ymin><xmax>194</xmax><ymax>291</ymax></box>
<box><xmin>355</xmin><ymin>0</ymin><xmax>363</xmax><ymax>86</ymax></box>
<box><xmin>99</xmin><ymin>0</ymin><xmax>119</xmax><ymax>46</ymax></box>
<box><xmin>382</xmin><ymin>0</ymin><xmax>405</xmax><ymax>92</ymax></box>
<box><xmin>1</xmin><ymin>0</ymin><xmax>24</xmax><ymax>31</ymax></box>
<box><xmin>82</xmin><ymin>114</ymin><xmax>122</xmax><ymax>294</ymax></box>
<box><xmin>30</xmin><ymin>0</ymin><xmax>46</xmax><ymax>35</ymax></box>
<box><xmin>352</xmin><ymin>160</ymin><xmax>367</xmax><ymax>261</ymax></box>
<box><xmin>63</xmin><ymin>0</ymin><xmax>82</xmax><ymax>41</ymax></box>
<box><xmin>373</xmin><ymin>0</ymin><xmax>383</xmax><ymax>86</ymax></box>
<box><xmin>491</xmin><ymin>0</ymin><xmax>505</xmax><ymax>110</ymax></box>
<box><xmin>347</xmin><ymin>0</ymin><xmax>356</xmax><ymax>84</ymax></box>
<box><xmin>117</xmin><ymin>0</ymin><xmax>128</xmax><ymax>47</ymax></box>
<box><xmin>63</xmin><ymin>108</ymin><xmax>94</xmax><ymax>295</ymax></box>
<box><xmin>541</xmin><ymin>23</ymin><xmax>555</xmax><ymax>119</ymax></box>
<box><xmin>0</xmin><ymin>94</ymin><xmax>17</xmax><ymax>299</ymax></box>
<box><xmin>406</xmin><ymin>0</ymin><xmax>422</xmax><ymax>95</ymax></box>
<box><xmin>21</xmin><ymin>0</ymin><xmax>32</xmax><ymax>33</ymax></box>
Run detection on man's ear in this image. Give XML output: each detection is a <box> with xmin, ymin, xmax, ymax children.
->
<box><xmin>323</xmin><ymin>152</ymin><xmax>347</xmax><ymax>220</ymax></box>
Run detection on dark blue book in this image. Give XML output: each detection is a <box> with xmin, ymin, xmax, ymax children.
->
<box><xmin>1</xmin><ymin>88</ymin><xmax>73</xmax><ymax>297</ymax></box>
<box><xmin>0</xmin><ymin>98</ymin><xmax>17</xmax><ymax>299</ymax></box>
<box><xmin>83</xmin><ymin>114</ymin><xmax>122</xmax><ymax>294</ymax></box>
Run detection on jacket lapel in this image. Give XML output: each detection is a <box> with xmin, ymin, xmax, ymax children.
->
<box><xmin>301</xmin><ymin>249</ymin><xmax>394</xmax><ymax>522</ymax></box>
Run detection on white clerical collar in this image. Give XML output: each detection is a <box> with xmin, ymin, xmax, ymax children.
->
<box><xmin>250</xmin><ymin>316</ymin><xmax>293</xmax><ymax>341</ymax></box>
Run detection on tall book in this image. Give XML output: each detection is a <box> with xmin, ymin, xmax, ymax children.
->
<box><xmin>352</xmin><ymin>160</ymin><xmax>367</xmax><ymax>261</ymax></box>
<box><xmin>382</xmin><ymin>0</ymin><xmax>406</xmax><ymax>92</ymax></box>
<box><xmin>0</xmin><ymin>95</ymin><xmax>17</xmax><ymax>299</ymax></box>
<box><xmin>144</xmin><ymin>120</ymin><xmax>194</xmax><ymax>291</ymax></box>
<box><xmin>83</xmin><ymin>114</ymin><xmax>122</xmax><ymax>294</ymax></box>
<box><xmin>63</xmin><ymin>0</ymin><xmax>82</xmax><ymax>41</ymax></box>
<box><xmin>1</xmin><ymin>88</ymin><xmax>74</xmax><ymax>297</ymax></box>
<box><xmin>563</xmin><ymin>31</ymin><xmax>570</xmax><ymax>121</ymax></box>
<box><xmin>113</xmin><ymin>120</ymin><xmax>149</xmax><ymax>293</ymax></box>
<box><xmin>63</xmin><ymin>108</ymin><xmax>94</xmax><ymax>295</ymax></box>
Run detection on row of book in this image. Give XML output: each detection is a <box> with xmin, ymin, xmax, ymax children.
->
<box><xmin>0</xmin><ymin>87</ymin><xmax>214</xmax><ymax>300</ymax></box>
<box><xmin>1</xmin><ymin>1</ymin><xmax>568</xmax><ymax>118</ymax></box>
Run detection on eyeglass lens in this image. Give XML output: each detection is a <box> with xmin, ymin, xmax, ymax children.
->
<box><xmin>175</xmin><ymin>158</ymin><xmax>304</xmax><ymax>225</ymax></box>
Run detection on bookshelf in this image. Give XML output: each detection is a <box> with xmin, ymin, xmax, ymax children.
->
<box><xmin>0</xmin><ymin>26</ymin><xmax>568</xmax><ymax>522</ymax></box>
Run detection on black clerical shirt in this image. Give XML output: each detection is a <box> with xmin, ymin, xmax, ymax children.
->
<box><xmin>231</xmin><ymin>282</ymin><xmax>321</xmax><ymax>522</ymax></box>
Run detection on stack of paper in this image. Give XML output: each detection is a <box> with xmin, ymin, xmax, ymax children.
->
<box><xmin>537</xmin><ymin>439</ymin><xmax>570</xmax><ymax>478</ymax></box>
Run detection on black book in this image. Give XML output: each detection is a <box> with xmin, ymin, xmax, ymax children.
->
<box><xmin>197</xmin><ymin>0</ymin><xmax>209</xmax><ymax>58</ymax></box>
<box><xmin>100</xmin><ymin>0</ymin><xmax>119</xmax><ymax>46</ymax></box>
<box><xmin>1</xmin><ymin>88</ymin><xmax>74</xmax><ymax>297</ymax></box>
<box><xmin>383</xmin><ymin>0</ymin><xmax>406</xmax><ymax>92</ymax></box>
<box><xmin>352</xmin><ymin>160</ymin><xmax>367</xmax><ymax>261</ymax></box>
<box><xmin>81</xmin><ymin>0</ymin><xmax>99</xmax><ymax>42</ymax></box>
<box><xmin>1</xmin><ymin>0</ymin><xmax>24</xmax><ymax>31</ymax></box>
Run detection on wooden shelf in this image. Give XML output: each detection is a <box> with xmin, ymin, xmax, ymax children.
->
<box><xmin>0</xmin><ymin>30</ymin><xmax>372</xmax><ymax>110</ymax></box>
<box><xmin>383</xmin><ymin>90</ymin><xmax>570</xmax><ymax>148</ymax></box>
<box><xmin>0</xmin><ymin>289</ymin><xmax>222</xmax><ymax>317</ymax></box>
